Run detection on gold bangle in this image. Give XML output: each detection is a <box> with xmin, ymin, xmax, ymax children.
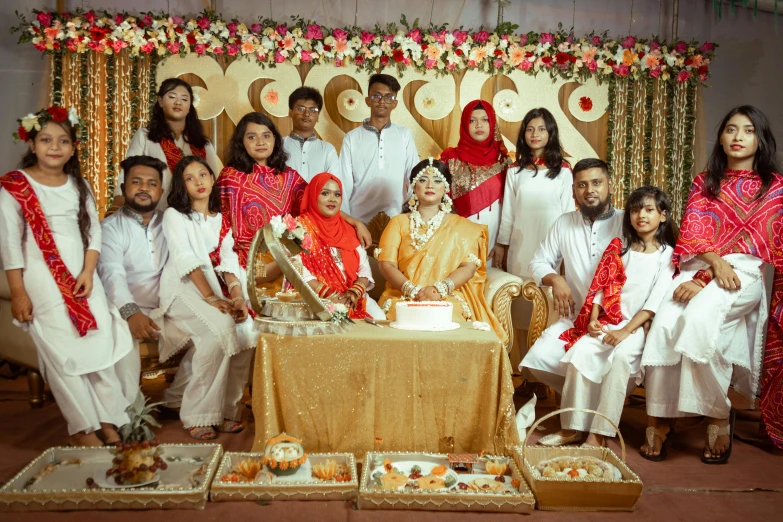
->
<box><xmin>204</xmin><ymin>295</ymin><xmax>221</xmax><ymax>304</ymax></box>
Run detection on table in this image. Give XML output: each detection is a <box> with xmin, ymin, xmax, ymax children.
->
<box><xmin>251</xmin><ymin>322</ymin><xmax>520</xmax><ymax>457</ymax></box>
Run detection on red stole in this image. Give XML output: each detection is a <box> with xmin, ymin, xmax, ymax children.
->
<box><xmin>0</xmin><ymin>171</ymin><xmax>98</xmax><ymax>337</ymax></box>
<box><xmin>559</xmin><ymin>238</ymin><xmax>626</xmax><ymax>349</ymax></box>
<box><xmin>674</xmin><ymin>170</ymin><xmax>783</xmax><ymax>448</ymax></box>
<box><xmin>298</xmin><ymin>215</ymin><xmax>370</xmax><ymax>320</ymax></box>
<box><xmin>160</xmin><ymin>136</ymin><xmax>206</xmax><ymax>174</ymax></box>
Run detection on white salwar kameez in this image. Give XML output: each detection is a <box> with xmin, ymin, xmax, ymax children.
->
<box><xmin>338</xmin><ymin>120</ymin><xmax>419</xmax><ymax>223</ymax></box>
<box><xmin>497</xmin><ymin>165</ymin><xmax>575</xmax><ymax>278</ymax></box>
<box><xmin>466</xmin><ymin>204</ymin><xmax>501</xmax><ymax>259</ymax></box>
<box><xmin>157</xmin><ymin>209</ymin><xmax>254</xmax><ymax>428</ymax></box>
<box><xmin>298</xmin><ymin>245</ymin><xmax>386</xmax><ymax>320</ymax></box>
<box><xmin>114</xmin><ymin>129</ymin><xmax>223</xmax><ymax>210</ymax></box>
<box><xmin>520</xmin><ymin>209</ymin><xmax>625</xmax><ymax>393</ymax></box>
<box><xmin>559</xmin><ymin>246</ymin><xmax>675</xmax><ymax>436</ymax></box>
<box><xmin>283</xmin><ymin>134</ymin><xmax>341</xmax><ymax>183</ymax></box>
<box><xmin>642</xmin><ymin>253</ymin><xmax>766</xmax><ymax>420</ymax></box>
<box><xmin>0</xmin><ymin>172</ymin><xmax>133</xmax><ymax>435</ymax></box>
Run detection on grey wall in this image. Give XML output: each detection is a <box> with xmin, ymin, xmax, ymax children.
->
<box><xmin>2</xmin><ymin>1</ymin><xmax>780</xmax><ymax>173</ymax></box>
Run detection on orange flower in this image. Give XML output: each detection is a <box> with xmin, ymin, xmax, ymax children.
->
<box><xmin>644</xmin><ymin>55</ymin><xmax>660</xmax><ymax>69</ymax></box>
<box><xmin>241</xmin><ymin>40</ymin><xmax>256</xmax><ymax>54</ymax></box>
<box><xmin>279</xmin><ymin>460</ymin><xmax>289</xmax><ymax>470</ymax></box>
<box><xmin>383</xmin><ymin>459</ymin><xmax>393</xmax><ymax>473</ymax></box>
<box><xmin>425</xmin><ymin>45</ymin><xmax>442</xmax><ymax>61</ymax></box>
<box><xmin>264</xmin><ymin>89</ymin><xmax>279</xmax><ymax>106</ymax></box>
<box><xmin>334</xmin><ymin>38</ymin><xmax>348</xmax><ymax>54</ymax></box>
<box><xmin>509</xmin><ymin>47</ymin><xmax>526</xmax><ymax>66</ymax></box>
<box><xmin>622</xmin><ymin>49</ymin><xmax>635</xmax><ymax>66</ymax></box>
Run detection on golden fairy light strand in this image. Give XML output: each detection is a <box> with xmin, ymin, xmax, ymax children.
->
<box><xmin>671</xmin><ymin>83</ymin><xmax>688</xmax><ymax>220</ymax></box>
<box><xmin>651</xmin><ymin>79</ymin><xmax>666</xmax><ymax>190</ymax></box>
<box><xmin>611</xmin><ymin>80</ymin><xmax>628</xmax><ymax>208</ymax></box>
<box><xmin>630</xmin><ymin>80</ymin><xmax>646</xmax><ymax>193</ymax></box>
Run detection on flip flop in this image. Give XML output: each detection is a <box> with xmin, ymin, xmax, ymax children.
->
<box><xmin>639</xmin><ymin>425</ymin><xmax>672</xmax><ymax>462</ymax></box>
<box><xmin>701</xmin><ymin>409</ymin><xmax>735</xmax><ymax>465</ymax></box>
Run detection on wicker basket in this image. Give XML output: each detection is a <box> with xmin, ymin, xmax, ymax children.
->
<box><xmin>514</xmin><ymin>408</ymin><xmax>643</xmax><ymax>511</ymax></box>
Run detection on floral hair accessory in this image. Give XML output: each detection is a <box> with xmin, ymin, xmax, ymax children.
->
<box><xmin>13</xmin><ymin>105</ymin><xmax>85</xmax><ymax>143</ymax></box>
<box><xmin>410</xmin><ymin>156</ymin><xmax>453</xmax><ymax>213</ymax></box>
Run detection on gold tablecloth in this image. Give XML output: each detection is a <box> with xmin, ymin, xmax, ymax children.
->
<box><xmin>251</xmin><ymin>322</ymin><xmax>520</xmax><ymax>457</ymax></box>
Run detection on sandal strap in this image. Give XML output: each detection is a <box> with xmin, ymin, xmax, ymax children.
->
<box><xmin>188</xmin><ymin>426</ymin><xmax>217</xmax><ymax>440</ymax></box>
<box><xmin>645</xmin><ymin>426</ymin><xmax>667</xmax><ymax>449</ymax></box>
<box><xmin>707</xmin><ymin>422</ymin><xmax>730</xmax><ymax>451</ymax></box>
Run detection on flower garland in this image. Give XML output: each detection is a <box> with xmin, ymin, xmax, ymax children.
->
<box><xmin>409</xmin><ymin>209</ymin><xmax>447</xmax><ymax>251</ymax></box>
<box><xmin>12</xmin><ymin>9</ymin><xmax>717</xmax><ymax>84</ymax></box>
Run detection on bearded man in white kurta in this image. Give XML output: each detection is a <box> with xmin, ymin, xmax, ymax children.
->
<box><xmin>520</xmin><ymin>159</ymin><xmax>624</xmax><ymax>446</ymax></box>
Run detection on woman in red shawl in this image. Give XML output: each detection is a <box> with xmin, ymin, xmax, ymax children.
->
<box><xmin>296</xmin><ymin>173</ymin><xmax>385</xmax><ymax>320</ymax></box>
<box><xmin>439</xmin><ymin>100</ymin><xmax>510</xmax><ymax>257</ymax></box>
<box><xmin>640</xmin><ymin>105</ymin><xmax>783</xmax><ymax>464</ymax></box>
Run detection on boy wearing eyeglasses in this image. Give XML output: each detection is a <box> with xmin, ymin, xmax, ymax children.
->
<box><xmin>284</xmin><ymin>86</ymin><xmax>341</xmax><ymax>183</ymax></box>
<box><xmin>339</xmin><ymin>73</ymin><xmax>420</xmax><ymax>224</ymax></box>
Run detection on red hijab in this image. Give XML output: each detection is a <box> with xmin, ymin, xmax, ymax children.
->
<box><xmin>440</xmin><ymin>99</ymin><xmax>508</xmax><ymax>166</ymax></box>
<box><xmin>299</xmin><ymin>173</ymin><xmax>361</xmax><ymax>283</ymax></box>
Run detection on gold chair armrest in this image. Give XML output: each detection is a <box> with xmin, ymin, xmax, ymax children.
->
<box><xmin>485</xmin><ymin>267</ymin><xmax>523</xmax><ymax>354</ymax></box>
<box><xmin>522</xmin><ymin>279</ymin><xmax>555</xmax><ymax>349</ymax></box>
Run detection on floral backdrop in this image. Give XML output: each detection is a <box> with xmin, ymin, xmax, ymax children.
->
<box><xmin>13</xmin><ymin>9</ymin><xmax>716</xmax><ymax>220</ymax></box>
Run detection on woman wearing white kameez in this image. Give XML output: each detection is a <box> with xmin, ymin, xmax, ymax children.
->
<box><xmin>0</xmin><ymin>107</ymin><xmax>136</xmax><ymax>446</ymax></box>
<box><xmin>158</xmin><ymin>156</ymin><xmax>254</xmax><ymax>440</ymax></box>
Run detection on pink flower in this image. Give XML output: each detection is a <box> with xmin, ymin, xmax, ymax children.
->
<box><xmin>84</xmin><ymin>11</ymin><xmax>96</xmax><ymax>23</ymax></box>
<box><xmin>384</xmin><ymin>34</ymin><xmax>395</xmax><ymax>43</ymax></box>
<box><xmin>425</xmin><ymin>58</ymin><xmax>436</xmax><ymax>69</ymax></box>
<box><xmin>166</xmin><ymin>41</ymin><xmax>181</xmax><ymax>54</ymax></box>
<box><xmin>674</xmin><ymin>41</ymin><xmax>687</xmax><ymax>53</ymax></box>
<box><xmin>520</xmin><ymin>59</ymin><xmax>533</xmax><ymax>72</ymax></box>
<box><xmin>407</xmin><ymin>28</ymin><xmax>422</xmax><ymax>43</ymax></box>
<box><xmin>335</xmin><ymin>58</ymin><xmax>343</xmax><ymax>67</ymax></box>
<box><xmin>676</xmin><ymin>69</ymin><xmax>690</xmax><ymax>82</ymax></box>
<box><xmin>591</xmin><ymin>35</ymin><xmax>601</xmax><ymax>46</ymax></box>
<box><xmin>284</xmin><ymin>215</ymin><xmax>297</xmax><ymax>232</ymax></box>
<box><xmin>473</xmin><ymin>30</ymin><xmax>490</xmax><ymax>43</ymax></box>
<box><xmin>333</xmin><ymin>28</ymin><xmax>349</xmax><ymax>40</ymax></box>
<box><xmin>494</xmin><ymin>58</ymin><xmax>504</xmax><ymax>69</ymax></box>
<box><xmin>699</xmin><ymin>41</ymin><xmax>714</xmax><ymax>53</ymax></box>
<box><xmin>300</xmin><ymin>50</ymin><xmax>313</xmax><ymax>62</ymax></box>
<box><xmin>36</xmin><ymin>12</ymin><xmax>53</xmax><ymax>27</ymax></box>
<box><xmin>302</xmin><ymin>235</ymin><xmax>313</xmax><ymax>251</ymax></box>
<box><xmin>171</xmin><ymin>16</ymin><xmax>184</xmax><ymax>25</ymax></box>
<box><xmin>141</xmin><ymin>15</ymin><xmax>152</xmax><ymax>28</ymax></box>
<box><xmin>621</xmin><ymin>36</ymin><xmax>636</xmax><ymax>49</ymax></box>
<box><xmin>587</xmin><ymin>60</ymin><xmax>597</xmax><ymax>72</ymax></box>
<box><xmin>195</xmin><ymin>44</ymin><xmax>206</xmax><ymax>55</ymax></box>
<box><xmin>649</xmin><ymin>40</ymin><xmax>661</xmax><ymax>50</ymax></box>
<box><xmin>227</xmin><ymin>22</ymin><xmax>238</xmax><ymax>36</ymax></box>
<box><xmin>519</xmin><ymin>34</ymin><xmax>528</xmax><ymax>45</ymax></box>
<box><xmin>452</xmin><ymin>30</ymin><xmax>468</xmax><ymax>46</ymax></box>
<box><xmin>197</xmin><ymin>17</ymin><xmax>210</xmax><ymax>30</ymax></box>
<box><xmin>226</xmin><ymin>44</ymin><xmax>239</xmax><ymax>56</ymax></box>
<box><xmin>212</xmin><ymin>46</ymin><xmax>224</xmax><ymax>55</ymax></box>
<box><xmin>361</xmin><ymin>30</ymin><xmax>376</xmax><ymax>44</ymax></box>
<box><xmin>540</xmin><ymin>32</ymin><xmax>554</xmax><ymax>45</ymax></box>
<box><xmin>432</xmin><ymin>30</ymin><xmax>446</xmax><ymax>44</ymax></box>
<box><xmin>446</xmin><ymin>62</ymin><xmax>456</xmax><ymax>71</ymax></box>
<box><xmin>114</xmin><ymin>14</ymin><xmax>124</xmax><ymax>25</ymax></box>
<box><xmin>649</xmin><ymin>67</ymin><xmax>661</xmax><ymax>78</ymax></box>
<box><xmin>305</xmin><ymin>24</ymin><xmax>323</xmax><ymax>40</ymax></box>
<box><xmin>251</xmin><ymin>23</ymin><xmax>262</xmax><ymax>34</ymax></box>
<box><xmin>140</xmin><ymin>42</ymin><xmax>155</xmax><ymax>54</ymax></box>
<box><xmin>111</xmin><ymin>40</ymin><xmax>127</xmax><ymax>53</ymax></box>
<box><xmin>276</xmin><ymin>24</ymin><xmax>287</xmax><ymax>36</ymax></box>
<box><xmin>614</xmin><ymin>64</ymin><xmax>629</xmax><ymax>77</ymax></box>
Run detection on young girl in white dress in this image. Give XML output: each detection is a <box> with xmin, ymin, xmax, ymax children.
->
<box><xmin>158</xmin><ymin>155</ymin><xmax>254</xmax><ymax>440</ymax></box>
<box><xmin>537</xmin><ymin>186</ymin><xmax>677</xmax><ymax>448</ymax></box>
<box><xmin>0</xmin><ymin>107</ymin><xmax>138</xmax><ymax>446</ymax></box>
<box><xmin>114</xmin><ymin>78</ymin><xmax>222</xmax><ymax>210</ymax></box>
<box><xmin>494</xmin><ymin>108</ymin><xmax>575</xmax><ymax>276</ymax></box>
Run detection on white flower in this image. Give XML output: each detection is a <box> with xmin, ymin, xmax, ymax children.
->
<box><xmin>270</xmin><ymin>215</ymin><xmax>286</xmax><ymax>238</ymax></box>
<box><xmin>191</xmin><ymin>91</ymin><xmax>200</xmax><ymax>108</ymax></box>
<box><xmin>332</xmin><ymin>303</ymin><xmax>348</xmax><ymax>313</ymax></box>
<box><xmin>21</xmin><ymin>114</ymin><xmax>39</xmax><ymax>132</ymax></box>
<box><xmin>67</xmin><ymin>107</ymin><xmax>80</xmax><ymax>126</ymax></box>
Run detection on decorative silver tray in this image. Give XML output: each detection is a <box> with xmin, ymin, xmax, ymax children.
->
<box><xmin>0</xmin><ymin>444</ymin><xmax>222</xmax><ymax>512</ymax></box>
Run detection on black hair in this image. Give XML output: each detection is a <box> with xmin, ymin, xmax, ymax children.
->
<box><xmin>704</xmin><ymin>105</ymin><xmax>779</xmax><ymax>200</ymax></box>
<box><xmin>20</xmin><ymin>120</ymin><xmax>93</xmax><ymax>249</ymax></box>
<box><xmin>226</xmin><ymin>112</ymin><xmax>289</xmax><ymax>174</ymax></box>
<box><xmin>515</xmin><ymin>108</ymin><xmax>568</xmax><ymax>179</ymax></box>
<box><xmin>147</xmin><ymin>78</ymin><xmax>208</xmax><ymax>149</ymax></box>
<box><xmin>572</xmin><ymin>158</ymin><xmax>610</xmax><ymax>179</ymax></box>
<box><xmin>120</xmin><ymin>155</ymin><xmax>167</xmax><ymax>183</ymax></box>
<box><xmin>621</xmin><ymin>186</ymin><xmax>678</xmax><ymax>255</ymax></box>
<box><xmin>403</xmin><ymin>159</ymin><xmax>454</xmax><ymax>213</ymax></box>
<box><xmin>167</xmin><ymin>155</ymin><xmax>221</xmax><ymax>216</ymax></box>
<box><xmin>288</xmin><ymin>86</ymin><xmax>324</xmax><ymax>111</ymax></box>
<box><xmin>368</xmin><ymin>73</ymin><xmax>401</xmax><ymax>94</ymax></box>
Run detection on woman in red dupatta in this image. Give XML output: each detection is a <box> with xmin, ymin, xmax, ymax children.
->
<box><xmin>439</xmin><ymin>100</ymin><xmax>510</xmax><ymax>255</ymax></box>
<box><xmin>297</xmin><ymin>173</ymin><xmax>385</xmax><ymax>320</ymax></box>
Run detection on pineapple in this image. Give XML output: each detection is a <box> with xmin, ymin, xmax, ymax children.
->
<box><xmin>106</xmin><ymin>394</ymin><xmax>166</xmax><ymax>485</ymax></box>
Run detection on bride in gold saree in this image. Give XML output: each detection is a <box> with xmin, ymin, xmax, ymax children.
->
<box><xmin>377</xmin><ymin>158</ymin><xmax>504</xmax><ymax>342</ymax></box>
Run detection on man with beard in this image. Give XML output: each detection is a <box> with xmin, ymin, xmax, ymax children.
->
<box><xmin>520</xmin><ymin>158</ymin><xmax>624</xmax><ymax>446</ymax></box>
<box><xmin>98</xmin><ymin>155</ymin><xmax>188</xmax><ymax>401</ymax></box>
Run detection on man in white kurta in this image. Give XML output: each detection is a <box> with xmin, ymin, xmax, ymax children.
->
<box><xmin>99</xmin><ymin>155</ymin><xmax>190</xmax><ymax>405</ymax></box>
<box><xmin>520</xmin><ymin>160</ymin><xmax>624</xmax><ymax>446</ymax></box>
<box><xmin>283</xmin><ymin>86</ymin><xmax>341</xmax><ymax>182</ymax></box>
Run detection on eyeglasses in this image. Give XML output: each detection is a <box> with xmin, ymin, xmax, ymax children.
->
<box><xmin>294</xmin><ymin>106</ymin><xmax>320</xmax><ymax>115</ymax></box>
<box><xmin>369</xmin><ymin>93</ymin><xmax>397</xmax><ymax>103</ymax></box>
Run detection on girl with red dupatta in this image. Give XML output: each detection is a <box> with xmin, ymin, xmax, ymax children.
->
<box><xmin>439</xmin><ymin>100</ymin><xmax>510</xmax><ymax>258</ymax></box>
<box><xmin>640</xmin><ymin>105</ymin><xmax>783</xmax><ymax>464</ymax></box>
<box><xmin>114</xmin><ymin>78</ymin><xmax>222</xmax><ymax>210</ymax></box>
<box><xmin>219</xmin><ymin>112</ymin><xmax>371</xmax><ymax>298</ymax></box>
<box><xmin>296</xmin><ymin>173</ymin><xmax>385</xmax><ymax>320</ymax></box>
<box><xmin>0</xmin><ymin>106</ymin><xmax>137</xmax><ymax>447</ymax></box>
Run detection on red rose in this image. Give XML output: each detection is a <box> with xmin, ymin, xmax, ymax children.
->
<box><xmin>380</xmin><ymin>55</ymin><xmax>390</xmax><ymax>65</ymax></box>
<box><xmin>684</xmin><ymin>57</ymin><xmax>693</xmax><ymax>66</ymax></box>
<box><xmin>355</xmin><ymin>55</ymin><xmax>365</xmax><ymax>65</ymax></box>
<box><xmin>638</xmin><ymin>51</ymin><xmax>645</xmax><ymax>60</ymax></box>
<box><xmin>17</xmin><ymin>126</ymin><xmax>29</xmax><ymax>141</ymax></box>
<box><xmin>421</xmin><ymin>44</ymin><xmax>428</xmax><ymax>51</ymax></box>
<box><xmin>455</xmin><ymin>49</ymin><xmax>463</xmax><ymax>56</ymax></box>
<box><xmin>323</xmin><ymin>45</ymin><xmax>331</xmax><ymax>52</ymax></box>
<box><xmin>569</xmin><ymin>55</ymin><xmax>577</xmax><ymax>63</ymax></box>
<box><xmin>578</xmin><ymin>96</ymin><xmax>593</xmax><ymax>112</ymax></box>
<box><xmin>186</xmin><ymin>33</ymin><xmax>196</xmax><ymax>45</ymax></box>
<box><xmin>606</xmin><ymin>59</ymin><xmax>615</xmax><ymax>66</ymax></box>
<box><xmin>392</xmin><ymin>49</ymin><xmax>405</xmax><ymax>62</ymax></box>
<box><xmin>175</xmin><ymin>27</ymin><xmax>183</xmax><ymax>34</ymax></box>
<box><xmin>46</xmin><ymin>106</ymin><xmax>69</xmax><ymax>122</ymax></box>
<box><xmin>555</xmin><ymin>52</ymin><xmax>570</xmax><ymax>65</ymax></box>
<box><xmin>697</xmin><ymin>65</ymin><xmax>708</xmax><ymax>76</ymax></box>
<box><xmin>525</xmin><ymin>51</ymin><xmax>533</xmax><ymax>57</ymax></box>
<box><xmin>89</xmin><ymin>27</ymin><xmax>110</xmax><ymax>41</ymax></box>
<box><xmin>541</xmin><ymin>56</ymin><xmax>552</xmax><ymax>65</ymax></box>
<box><xmin>494</xmin><ymin>49</ymin><xmax>502</xmax><ymax>56</ymax></box>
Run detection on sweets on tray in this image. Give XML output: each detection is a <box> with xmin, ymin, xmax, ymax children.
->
<box><xmin>532</xmin><ymin>455</ymin><xmax>623</xmax><ymax>481</ymax></box>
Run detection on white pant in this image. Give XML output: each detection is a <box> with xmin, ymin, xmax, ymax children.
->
<box><xmin>520</xmin><ymin>317</ymin><xmax>572</xmax><ymax>393</ymax></box>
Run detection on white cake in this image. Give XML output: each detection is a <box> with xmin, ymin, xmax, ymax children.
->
<box><xmin>392</xmin><ymin>301</ymin><xmax>455</xmax><ymax>331</ymax></box>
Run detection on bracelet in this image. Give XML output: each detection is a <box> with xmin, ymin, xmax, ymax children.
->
<box><xmin>204</xmin><ymin>295</ymin><xmax>221</xmax><ymax>304</ymax></box>
<box><xmin>433</xmin><ymin>281</ymin><xmax>448</xmax><ymax>300</ymax></box>
<box><xmin>444</xmin><ymin>278</ymin><xmax>455</xmax><ymax>295</ymax></box>
<box><xmin>230</xmin><ymin>296</ymin><xmax>245</xmax><ymax>304</ymax></box>
<box><xmin>227</xmin><ymin>281</ymin><xmax>241</xmax><ymax>292</ymax></box>
<box><xmin>693</xmin><ymin>269</ymin><xmax>712</xmax><ymax>286</ymax></box>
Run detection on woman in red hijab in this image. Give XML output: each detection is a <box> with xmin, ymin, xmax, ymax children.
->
<box><xmin>439</xmin><ymin>100</ymin><xmax>510</xmax><ymax>258</ymax></box>
<box><xmin>297</xmin><ymin>173</ymin><xmax>385</xmax><ymax>320</ymax></box>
